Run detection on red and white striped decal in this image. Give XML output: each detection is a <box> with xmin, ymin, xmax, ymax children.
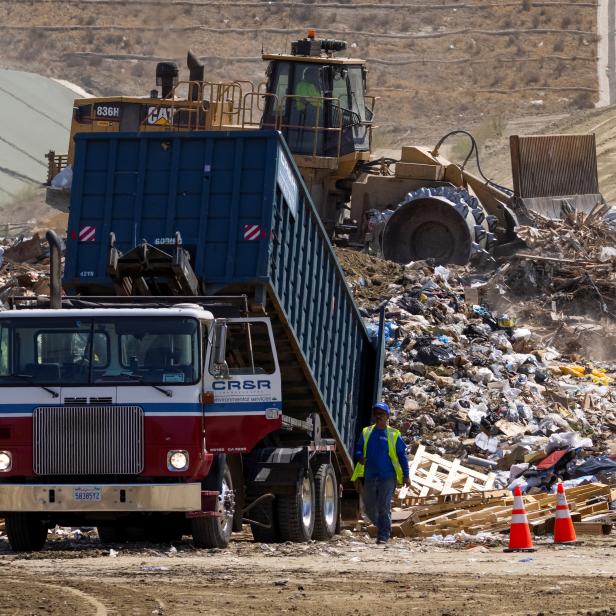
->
<box><xmin>79</xmin><ymin>226</ymin><xmax>96</xmax><ymax>242</ymax></box>
<box><xmin>243</xmin><ymin>224</ymin><xmax>262</xmax><ymax>241</ymax></box>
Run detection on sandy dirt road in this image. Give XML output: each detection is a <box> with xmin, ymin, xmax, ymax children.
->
<box><xmin>1</xmin><ymin>532</ymin><xmax>616</xmax><ymax>616</ymax></box>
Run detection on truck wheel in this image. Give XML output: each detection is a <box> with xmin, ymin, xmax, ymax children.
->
<box><xmin>250</xmin><ymin>498</ymin><xmax>280</xmax><ymax>543</ymax></box>
<box><xmin>312</xmin><ymin>463</ymin><xmax>338</xmax><ymax>540</ymax></box>
<box><xmin>277</xmin><ymin>469</ymin><xmax>315</xmax><ymax>542</ymax></box>
<box><xmin>192</xmin><ymin>464</ymin><xmax>234</xmax><ymax>549</ymax></box>
<box><xmin>6</xmin><ymin>513</ymin><xmax>48</xmax><ymax>552</ymax></box>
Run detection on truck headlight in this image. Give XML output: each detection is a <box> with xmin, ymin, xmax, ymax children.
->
<box><xmin>0</xmin><ymin>451</ymin><xmax>12</xmax><ymax>472</ymax></box>
<box><xmin>167</xmin><ymin>450</ymin><xmax>189</xmax><ymax>471</ymax></box>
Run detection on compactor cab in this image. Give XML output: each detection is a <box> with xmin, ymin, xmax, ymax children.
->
<box><xmin>261</xmin><ymin>33</ymin><xmax>372</xmax><ymax>160</ymax></box>
<box><xmin>259</xmin><ymin>32</ymin><xmax>375</xmax><ymax>229</ymax></box>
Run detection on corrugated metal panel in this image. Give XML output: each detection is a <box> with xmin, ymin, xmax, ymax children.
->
<box><xmin>510</xmin><ymin>134</ymin><xmax>599</xmax><ymax>198</ymax></box>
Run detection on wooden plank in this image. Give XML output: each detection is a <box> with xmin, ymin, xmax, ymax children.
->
<box><xmin>407</xmin><ymin>445</ymin><xmax>426</xmax><ymax>481</ymax></box>
<box><xmin>575</xmin><ymin>502</ymin><xmax>610</xmax><ymax>516</ymax></box>
<box><xmin>574</xmin><ymin>522</ymin><xmax>613</xmax><ymax>536</ymax></box>
<box><xmin>441</xmin><ymin>458</ymin><xmax>462</xmax><ymax>495</ymax></box>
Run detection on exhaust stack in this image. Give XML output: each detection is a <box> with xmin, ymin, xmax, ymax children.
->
<box><xmin>187</xmin><ymin>50</ymin><xmax>204</xmax><ymax>101</ymax></box>
<box><xmin>46</xmin><ymin>230</ymin><xmax>62</xmax><ymax>309</ymax></box>
<box><xmin>155</xmin><ymin>62</ymin><xmax>179</xmax><ymax>99</ymax></box>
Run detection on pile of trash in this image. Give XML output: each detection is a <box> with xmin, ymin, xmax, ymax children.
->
<box><xmin>0</xmin><ymin>234</ymin><xmax>53</xmax><ymax>304</ymax></box>
<box><xmin>337</xmin><ymin>243</ymin><xmax>616</xmax><ymax>493</ymax></box>
<box><xmin>499</xmin><ymin>205</ymin><xmax>616</xmax><ymax>361</ymax></box>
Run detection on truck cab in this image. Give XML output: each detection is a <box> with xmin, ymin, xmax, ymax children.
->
<box><xmin>0</xmin><ymin>304</ymin><xmax>283</xmax><ymax>550</ymax></box>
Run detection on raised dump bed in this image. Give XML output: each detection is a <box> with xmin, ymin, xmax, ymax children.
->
<box><xmin>64</xmin><ymin>130</ymin><xmax>379</xmax><ymax>474</ymax></box>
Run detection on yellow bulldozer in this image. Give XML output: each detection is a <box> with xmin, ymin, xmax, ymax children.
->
<box><xmin>46</xmin><ymin>31</ymin><xmax>604</xmax><ymax>265</ymax></box>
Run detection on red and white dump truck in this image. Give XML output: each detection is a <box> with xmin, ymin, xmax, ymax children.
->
<box><xmin>0</xmin><ymin>130</ymin><xmax>383</xmax><ymax>551</ymax></box>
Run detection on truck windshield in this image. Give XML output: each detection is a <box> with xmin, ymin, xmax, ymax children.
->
<box><xmin>0</xmin><ymin>316</ymin><xmax>200</xmax><ymax>386</ymax></box>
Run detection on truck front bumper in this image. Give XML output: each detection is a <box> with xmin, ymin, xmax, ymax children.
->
<box><xmin>0</xmin><ymin>483</ymin><xmax>202</xmax><ymax>512</ymax></box>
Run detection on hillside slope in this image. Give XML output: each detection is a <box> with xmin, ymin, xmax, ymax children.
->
<box><xmin>0</xmin><ymin>0</ymin><xmax>599</xmax><ymax>146</ymax></box>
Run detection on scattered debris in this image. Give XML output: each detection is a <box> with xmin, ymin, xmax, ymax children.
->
<box><xmin>338</xmin><ymin>206</ymin><xmax>616</xmax><ymax>502</ymax></box>
<box><xmin>377</xmin><ymin>483</ymin><xmax>616</xmax><ymax>539</ymax></box>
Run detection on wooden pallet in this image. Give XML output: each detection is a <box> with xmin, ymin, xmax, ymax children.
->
<box><xmin>403</xmin><ymin>445</ymin><xmax>496</xmax><ymax>498</ymax></box>
<box><xmin>387</xmin><ymin>483</ymin><xmax>615</xmax><ymax>538</ymax></box>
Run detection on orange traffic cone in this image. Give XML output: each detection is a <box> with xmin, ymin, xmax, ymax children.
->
<box><xmin>553</xmin><ymin>482</ymin><xmax>577</xmax><ymax>544</ymax></box>
<box><xmin>504</xmin><ymin>486</ymin><xmax>536</xmax><ymax>552</ymax></box>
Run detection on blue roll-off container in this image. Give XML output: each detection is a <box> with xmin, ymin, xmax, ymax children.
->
<box><xmin>64</xmin><ymin>130</ymin><xmax>380</xmax><ymax>475</ymax></box>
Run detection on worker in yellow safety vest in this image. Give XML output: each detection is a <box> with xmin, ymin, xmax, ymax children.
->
<box><xmin>351</xmin><ymin>401</ymin><xmax>410</xmax><ymax>544</ymax></box>
<box><xmin>294</xmin><ymin>66</ymin><xmax>322</xmax><ymax>113</ymax></box>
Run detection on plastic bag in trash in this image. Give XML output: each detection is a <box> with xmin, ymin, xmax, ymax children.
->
<box><xmin>51</xmin><ymin>165</ymin><xmax>73</xmax><ymax>190</ymax></box>
<box><xmin>434</xmin><ymin>265</ymin><xmax>450</xmax><ymax>281</ymax></box>
<box><xmin>400</xmin><ymin>296</ymin><xmax>425</xmax><ymax>315</ymax></box>
<box><xmin>511</xmin><ymin>328</ymin><xmax>532</xmax><ymax>341</ymax></box>
<box><xmin>571</xmin><ymin>456</ymin><xmax>616</xmax><ymax>477</ymax></box>
<box><xmin>546</xmin><ymin>431</ymin><xmax>593</xmax><ymax>453</ymax></box>
<box><xmin>415</xmin><ymin>344</ymin><xmax>455</xmax><ymax>366</ymax></box>
<box><xmin>475</xmin><ymin>432</ymin><xmax>498</xmax><ymax>453</ymax></box>
<box><xmin>599</xmin><ymin>246</ymin><xmax>616</xmax><ymax>262</ymax></box>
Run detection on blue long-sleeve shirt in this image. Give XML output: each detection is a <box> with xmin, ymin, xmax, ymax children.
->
<box><xmin>355</xmin><ymin>427</ymin><xmax>410</xmax><ymax>480</ymax></box>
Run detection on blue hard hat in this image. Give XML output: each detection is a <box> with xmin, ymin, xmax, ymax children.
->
<box><xmin>372</xmin><ymin>401</ymin><xmax>390</xmax><ymax>415</ymax></box>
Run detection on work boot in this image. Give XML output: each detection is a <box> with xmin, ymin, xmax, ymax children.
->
<box><xmin>376</xmin><ymin>537</ymin><xmax>388</xmax><ymax>545</ymax></box>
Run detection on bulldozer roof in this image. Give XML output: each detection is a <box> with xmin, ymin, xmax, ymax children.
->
<box><xmin>261</xmin><ymin>53</ymin><xmax>366</xmax><ymax>65</ymax></box>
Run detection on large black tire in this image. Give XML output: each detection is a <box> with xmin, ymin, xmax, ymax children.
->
<box><xmin>249</xmin><ymin>498</ymin><xmax>280</xmax><ymax>543</ymax></box>
<box><xmin>312</xmin><ymin>463</ymin><xmax>338</xmax><ymax>540</ymax></box>
<box><xmin>277</xmin><ymin>468</ymin><xmax>315</xmax><ymax>542</ymax></box>
<box><xmin>192</xmin><ymin>464</ymin><xmax>234</xmax><ymax>549</ymax></box>
<box><xmin>6</xmin><ymin>513</ymin><xmax>48</xmax><ymax>552</ymax></box>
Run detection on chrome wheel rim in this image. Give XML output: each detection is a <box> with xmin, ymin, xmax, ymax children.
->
<box><xmin>301</xmin><ymin>476</ymin><xmax>313</xmax><ymax>529</ymax></box>
<box><xmin>323</xmin><ymin>473</ymin><xmax>336</xmax><ymax>528</ymax></box>
<box><xmin>219</xmin><ymin>476</ymin><xmax>234</xmax><ymax>536</ymax></box>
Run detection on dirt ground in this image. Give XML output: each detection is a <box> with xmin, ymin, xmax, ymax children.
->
<box><xmin>1</xmin><ymin>531</ymin><xmax>615</xmax><ymax>616</ymax></box>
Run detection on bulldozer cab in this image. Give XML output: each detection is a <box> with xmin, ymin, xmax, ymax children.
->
<box><xmin>262</xmin><ymin>33</ymin><xmax>373</xmax><ymax>160</ymax></box>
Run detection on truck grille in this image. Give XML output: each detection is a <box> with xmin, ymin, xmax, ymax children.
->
<box><xmin>33</xmin><ymin>406</ymin><xmax>144</xmax><ymax>475</ymax></box>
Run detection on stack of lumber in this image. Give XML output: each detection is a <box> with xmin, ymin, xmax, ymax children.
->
<box><xmin>373</xmin><ymin>483</ymin><xmax>616</xmax><ymax>539</ymax></box>
<box><xmin>404</xmin><ymin>445</ymin><xmax>496</xmax><ymax>497</ymax></box>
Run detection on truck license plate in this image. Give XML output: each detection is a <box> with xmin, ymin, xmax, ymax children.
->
<box><xmin>73</xmin><ymin>486</ymin><xmax>102</xmax><ymax>502</ymax></box>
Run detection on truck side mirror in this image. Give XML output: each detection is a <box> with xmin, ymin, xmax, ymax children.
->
<box><xmin>212</xmin><ymin>321</ymin><xmax>229</xmax><ymax>379</ymax></box>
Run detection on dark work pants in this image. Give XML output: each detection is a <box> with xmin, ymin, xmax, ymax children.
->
<box><xmin>362</xmin><ymin>476</ymin><xmax>396</xmax><ymax>541</ymax></box>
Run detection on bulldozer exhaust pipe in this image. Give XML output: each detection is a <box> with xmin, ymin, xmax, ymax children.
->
<box><xmin>46</xmin><ymin>229</ymin><xmax>62</xmax><ymax>309</ymax></box>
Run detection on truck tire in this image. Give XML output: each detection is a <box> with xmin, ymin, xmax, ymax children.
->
<box><xmin>6</xmin><ymin>513</ymin><xmax>48</xmax><ymax>552</ymax></box>
<box><xmin>277</xmin><ymin>469</ymin><xmax>315</xmax><ymax>542</ymax></box>
<box><xmin>250</xmin><ymin>498</ymin><xmax>280</xmax><ymax>543</ymax></box>
<box><xmin>191</xmin><ymin>464</ymin><xmax>234</xmax><ymax>549</ymax></box>
<box><xmin>312</xmin><ymin>463</ymin><xmax>338</xmax><ymax>540</ymax></box>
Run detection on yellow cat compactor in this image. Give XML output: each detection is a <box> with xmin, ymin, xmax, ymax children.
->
<box><xmin>46</xmin><ymin>32</ymin><xmax>603</xmax><ymax>265</ymax></box>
